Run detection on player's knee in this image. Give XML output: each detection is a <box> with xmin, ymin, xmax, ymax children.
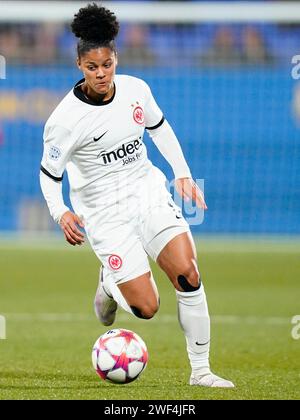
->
<box><xmin>142</xmin><ymin>301</ymin><xmax>159</xmax><ymax>319</ymax></box>
<box><xmin>176</xmin><ymin>262</ymin><xmax>201</xmax><ymax>292</ymax></box>
<box><xmin>131</xmin><ymin>300</ymin><xmax>159</xmax><ymax>320</ymax></box>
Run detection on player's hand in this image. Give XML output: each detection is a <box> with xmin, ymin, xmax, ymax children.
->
<box><xmin>175</xmin><ymin>178</ymin><xmax>208</xmax><ymax>210</ymax></box>
<box><xmin>60</xmin><ymin>211</ymin><xmax>85</xmax><ymax>246</ymax></box>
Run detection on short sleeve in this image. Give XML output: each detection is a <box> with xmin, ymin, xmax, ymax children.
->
<box><xmin>142</xmin><ymin>81</ymin><xmax>164</xmax><ymax>130</ymax></box>
<box><xmin>41</xmin><ymin>124</ymin><xmax>74</xmax><ymax>181</ymax></box>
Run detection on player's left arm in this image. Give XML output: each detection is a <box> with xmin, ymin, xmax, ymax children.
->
<box><xmin>143</xmin><ymin>81</ymin><xmax>207</xmax><ymax>210</ymax></box>
<box><xmin>147</xmin><ymin>122</ymin><xmax>207</xmax><ymax>210</ymax></box>
<box><xmin>174</xmin><ymin>177</ymin><xmax>208</xmax><ymax>210</ymax></box>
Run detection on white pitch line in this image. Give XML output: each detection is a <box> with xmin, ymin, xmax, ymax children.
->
<box><xmin>0</xmin><ymin>236</ymin><xmax>299</xmax><ymax>254</ymax></box>
<box><xmin>3</xmin><ymin>313</ymin><xmax>291</xmax><ymax>326</ymax></box>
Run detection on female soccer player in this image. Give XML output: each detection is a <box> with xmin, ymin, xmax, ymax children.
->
<box><xmin>40</xmin><ymin>3</ymin><xmax>234</xmax><ymax>388</ymax></box>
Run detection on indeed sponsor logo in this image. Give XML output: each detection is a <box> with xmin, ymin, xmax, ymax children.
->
<box><xmin>99</xmin><ymin>138</ymin><xmax>143</xmax><ymax>165</ymax></box>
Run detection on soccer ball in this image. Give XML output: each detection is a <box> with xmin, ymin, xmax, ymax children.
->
<box><xmin>92</xmin><ymin>329</ymin><xmax>148</xmax><ymax>384</ymax></box>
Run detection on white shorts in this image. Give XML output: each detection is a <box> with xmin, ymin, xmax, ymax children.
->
<box><xmin>74</xmin><ymin>166</ymin><xmax>190</xmax><ymax>284</ymax></box>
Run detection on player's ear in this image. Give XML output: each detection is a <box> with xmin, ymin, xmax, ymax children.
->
<box><xmin>76</xmin><ymin>57</ymin><xmax>82</xmax><ymax>70</ymax></box>
<box><xmin>114</xmin><ymin>52</ymin><xmax>118</xmax><ymax>67</ymax></box>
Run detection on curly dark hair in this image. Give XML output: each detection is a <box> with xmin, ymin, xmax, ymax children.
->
<box><xmin>71</xmin><ymin>3</ymin><xmax>119</xmax><ymax>57</ymax></box>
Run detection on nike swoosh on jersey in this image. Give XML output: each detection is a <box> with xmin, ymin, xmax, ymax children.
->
<box><xmin>93</xmin><ymin>131</ymin><xmax>108</xmax><ymax>142</ymax></box>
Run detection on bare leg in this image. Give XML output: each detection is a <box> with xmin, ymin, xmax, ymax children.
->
<box><xmin>118</xmin><ymin>271</ymin><xmax>160</xmax><ymax>319</ymax></box>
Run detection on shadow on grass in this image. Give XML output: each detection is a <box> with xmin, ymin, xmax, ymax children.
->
<box><xmin>0</xmin><ymin>370</ymin><xmax>168</xmax><ymax>392</ymax></box>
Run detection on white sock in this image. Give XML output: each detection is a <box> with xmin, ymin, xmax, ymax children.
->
<box><xmin>176</xmin><ymin>285</ymin><xmax>211</xmax><ymax>374</ymax></box>
<box><xmin>101</xmin><ymin>267</ymin><xmax>133</xmax><ymax>316</ymax></box>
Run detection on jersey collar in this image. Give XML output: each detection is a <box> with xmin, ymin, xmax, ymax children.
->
<box><xmin>73</xmin><ymin>78</ymin><xmax>116</xmax><ymax>106</ymax></box>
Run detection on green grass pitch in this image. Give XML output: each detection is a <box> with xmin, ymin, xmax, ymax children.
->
<box><xmin>0</xmin><ymin>237</ymin><xmax>299</xmax><ymax>400</ymax></box>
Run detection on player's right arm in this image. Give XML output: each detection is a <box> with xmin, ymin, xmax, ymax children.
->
<box><xmin>40</xmin><ymin>124</ymin><xmax>85</xmax><ymax>246</ymax></box>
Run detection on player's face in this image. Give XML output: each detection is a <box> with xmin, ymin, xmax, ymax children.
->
<box><xmin>77</xmin><ymin>48</ymin><xmax>117</xmax><ymax>98</ymax></box>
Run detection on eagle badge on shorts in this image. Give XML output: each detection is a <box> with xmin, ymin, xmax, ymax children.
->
<box><xmin>108</xmin><ymin>255</ymin><xmax>123</xmax><ymax>270</ymax></box>
<box><xmin>133</xmin><ymin>106</ymin><xmax>145</xmax><ymax>125</ymax></box>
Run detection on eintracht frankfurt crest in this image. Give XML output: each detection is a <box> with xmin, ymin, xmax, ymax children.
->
<box><xmin>133</xmin><ymin>106</ymin><xmax>145</xmax><ymax>125</ymax></box>
<box><xmin>109</xmin><ymin>255</ymin><xmax>123</xmax><ymax>270</ymax></box>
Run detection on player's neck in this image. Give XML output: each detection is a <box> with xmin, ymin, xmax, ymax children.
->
<box><xmin>81</xmin><ymin>82</ymin><xmax>115</xmax><ymax>104</ymax></box>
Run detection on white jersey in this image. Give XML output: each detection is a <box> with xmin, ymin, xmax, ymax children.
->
<box><xmin>41</xmin><ymin>74</ymin><xmax>164</xmax><ymax>209</ymax></box>
<box><xmin>40</xmin><ymin>74</ymin><xmax>191</xmax><ymax>282</ymax></box>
